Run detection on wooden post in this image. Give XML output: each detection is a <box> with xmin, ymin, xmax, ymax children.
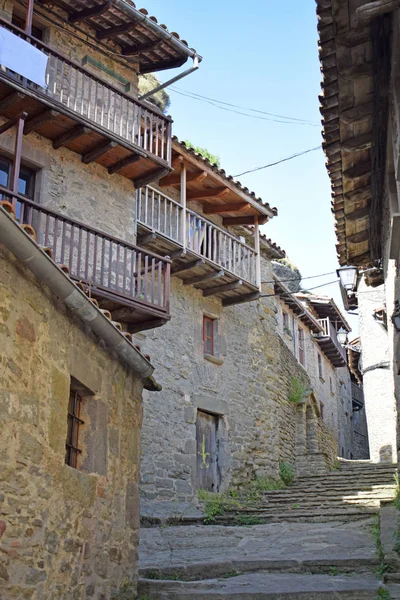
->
<box><xmin>254</xmin><ymin>216</ymin><xmax>261</xmax><ymax>291</ymax></box>
<box><xmin>25</xmin><ymin>0</ymin><xmax>34</xmax><ymax>36</ymax></box>
<box><xmin>10</xmin><ymin>115</ymin><xmax>27</xmax><ymax>211</ymax></box>
<box><xmin>181</xmin><ymin>162</ymin><xmax>187</xmax><ymax>250</ymax></box>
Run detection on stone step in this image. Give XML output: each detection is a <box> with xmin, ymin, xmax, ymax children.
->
<box><xmin>258</xmin><ymin>484</ymin><xmax>396</xmax><ymax>497</ymax></box>
<box><xmin>237</xmin><ymin>499</ymin><xmax>391</xmax><ymax>511</ymax></box>
<box><xmin>138</xmin><ymin>572</ymin><xmax>384</xmax><ymax>599</ymax></box>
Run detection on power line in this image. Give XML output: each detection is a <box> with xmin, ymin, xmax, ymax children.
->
<box><xmin>233</xmin><ymin>146</ymin><xmax>321</xmax><ymax>177</ymax></box>
<box><xmin>170</xmin><ymin>86</ymin><xmax>318</xmax><ymax>124</ymax></box>
<box><xmin>261</xmin><ymin>279</ymin><xmax>340</xmax><ymax>298</ymax></box>
<box><xmin>261</xmin><ymin>270</ymin><xmax>336</xmax><ymax>285</ymax></box>
<box><xmin>169</xmin><ymin>87</ymin><xmax>320</xmax><ymax>127</ymax></box>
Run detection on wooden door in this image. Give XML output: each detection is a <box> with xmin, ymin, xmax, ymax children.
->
<box><xmin>196</xmin><ymin>410</ymin><xmax>219</xmax><ymax>492</ymax></box>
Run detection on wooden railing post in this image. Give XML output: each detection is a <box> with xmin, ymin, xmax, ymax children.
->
<box><xmin>181</xmin><ymin>163</ymin><xmax>187</xmax><ymax>249</ymax></box>
<box><xmin>10</xmin><ymin>114</ymin><xmax>27</xmax><ymax>211</ymax></box>
<box><xmin>254</xmin><ymin>217</ymin><xmax>261</xmax><ymax>291</ymax></box>
<box><xmin>164</xmin><ymin>261</ymin><xmax>171</xmax><ymax>313</ymax></box>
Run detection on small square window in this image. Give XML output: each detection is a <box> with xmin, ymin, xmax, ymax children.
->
<box><xmin>283</xmin><ymin>311</ymin><xmax>290</xmax><ymax>331</ymax></box>
<box><xmin>65</xmin><ymin>385</ymin><xmax>85</xmax><ymax>469</ymax></box>
<box><xmin>203</xmin><ymin>316</ymin><xmax>215</xmax><ymax>356</ymax></box>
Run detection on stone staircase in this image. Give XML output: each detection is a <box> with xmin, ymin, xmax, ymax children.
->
<box><xmin>138</xmin><ymin>461</ymin><xmax>399</xmax><ymax>599</ymax></box>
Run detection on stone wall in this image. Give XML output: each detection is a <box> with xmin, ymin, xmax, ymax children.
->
<box><xmin>138</xmin><ymin>258</ymin><xmax>337</xmax><ymax>509</ymax></box>
<box><xmin>0</xmin><ymin>244</ymin><xmax>143</xmax><ymax>599</ymax></box>
<box><xmin>352</xmin><ymin>406</ymin><xmax>370</xmax><ymax>460</ymax></box>
<box><xmin>358</xmin><ymin>278</ymin><xmax>397</xmax><ymax>462</ymax></box>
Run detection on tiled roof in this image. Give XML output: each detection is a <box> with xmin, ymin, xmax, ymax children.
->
<box><xmin>0</xmin><ymin>201</ymin><xmax>160</xmax><ymax>391</ymax></box>
<box><xmin>172</xmin><ymin>138</ymin><xmax>278</xmax><ymax>217</ymax></box>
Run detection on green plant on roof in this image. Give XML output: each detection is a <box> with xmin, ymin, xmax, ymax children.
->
<box><xmin>184</xmin><ymin>140</ymin><xmax>220</xmax><ymax>167</ymax></box>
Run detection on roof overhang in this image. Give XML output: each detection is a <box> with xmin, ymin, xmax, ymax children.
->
<box><xmin>35</xmin><ymin>0</ymin><xmax>200</xmax><ymax>74</ymax></box>
<box><xmin>274</xmin><ymin>277</ymin><xmax>323</xmax><ymax>334</ymax></box>
<box><xmin>166</xmin><ymin>139</ymin><xmax>277</xmax><ymax>225</ymax></box>
<box><xmin>295</xmin><ymin>293</ymin><xmax>352</xmax><ymax>332</ymax></box>
<box><xmin>317</xmin><ymin>0</ymin><xmax>393</xmax><ymax>267</ymax></box>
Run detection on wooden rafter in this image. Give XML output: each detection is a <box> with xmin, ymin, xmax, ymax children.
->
<box><xmin>222</xmin><ymin>292</ymin><xmax>260</xmax><ymax>307</ymax></box>
<box><xmin>122</xmin><ymin>40</ymin><xmax>163</xmax><ymax>57</ymax></box>
<box><xmin>137</xmin><ymin>232</ymin><xmax>157</xmax><ymax>246</ymax></box>
<box><xmin>187</xmin><ymin>187</ymin><xmax>229</xmax><ymax>201</ymax></box>
<box><xmin>356</xmin><ymin>0</ymin><xmax>400</xmax><ymax>20</ymax></box>
<box><xmin>203</xmin><ymin>280</ymin><xmax>242</xmax><ymax>297</ymax></box>
<box><xmin>24</xmin><ymin>110</ymin><xmax>60</xmax><ymax>135</ymax></box>
<box><xmin>133</xmin><ymin>167</ymin><xmax>170</xmax><ymax>189</ymax></box>
<box><xmin>69</xmin><ymin>1</ymin><xmax>112</xmax><ymax>23</ymax></box>
<box><xmin>345</xmin><ymin>205</ymin><xmax>371</xmax><ymax>221</ymax></box>
<box><xmin>341</xmin><ymin>102</ymin><xmax>373</xmax><ymax>124</ymax></box>
<box><xmin>342</xmin><ymin>133</ymin><xmax>372</xmax><ymax>152</ymax></box>
<box><xmin>0</xmin><ymin>91</ymin><xmax>25</xmax><ymax>113</ymax></box>
<box><xmin>183</xmin><ymin>270</ymin><xmax>225</xmax><ymax>286</ymax></box>
<box><xmin>172</xmin><ymin>259</ymin><xmax>205</xmax><ymax>274</ymax></box>
<box><xmin>53</xmin><ymin>125</ymin><xmax>90</xmax><ymax>149</ymax></box>
<box><xmin>223</xmin><ymin>216</ymin><xmax>255</xmax><ymax>226</ymax></box>
<box><xmin>82</xmin><ymin>141</ymin><xmax>116</xmax><ymax>164</ymax></box>
<box><xmin>159</xmin><ymin>171</ymin><xmax>207</xmax><ymax>188</ymax></box>
<box><xmin>203</xmin><ymin>202</ymin><xmax>250</xmax><ymax>215</ymax></box>
<box><xmin>108</xmin><ymin>153</ymin><xmax>141</xmax><ymax>175</ymax></box>
<box><xmin>97</xmin><ymin>22</ymin><xmax>139</xmax><ymax>40</ymax></box>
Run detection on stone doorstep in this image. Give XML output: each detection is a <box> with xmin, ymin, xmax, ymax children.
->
<box><xmin>138</xmin><ymin>572</ymin><xmax>383</xmax><ymax>600</ymax></box>
<box><xmin>139</xmin><ymin>556</ymin><xmax>380</xmax><ymax>582</ymax></box>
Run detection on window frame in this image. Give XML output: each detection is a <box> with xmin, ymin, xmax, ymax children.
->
<box><xmin>317</xmin><ymin>353</ymin><xmax>323</xmax><ymax>380</ymax></box>
<box><xmin>0</xmin><ymin>155</ymin><xmax>36</xmax><ymax>198</ymax></box>
<box><xmin>203</xmin><ymin>316</ymin><xmax>215</xmax><ymax>356</ymax></box>
<box><xmin>297</xmin><ymin>326</ymin><xmax>305</xmax><ymax>366</ymax></box>
<box><xmin>65</xmin><ymin>388</ymin><xmax>84</xmax><ymax>469</ymax></box>
<box><xmin>283</xmin><ymin>311</ymin><xmax>290</xmax><ymax>331</ymax></box>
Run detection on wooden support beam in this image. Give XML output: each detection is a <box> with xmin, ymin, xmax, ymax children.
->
<box><xmin>82</xmin><ymin>141</ymin><xmax>116</xmax><ymax>164</ymax></box>
<box><xmin>203</xmin><ymin>280</ymin><xmax>243</xmax><ymax>297</ymax></box>
<box><xmin>356</xmin><ymin>0</ymin><xmax>400</xmax><ymax>21</ymax></box>
<box><xmin>203</xmin><ymin>202</ymin><xmax>250</xmax><ymax>215</ymax></box>
<box><xmin>159</xmin><ymin>170</ymin><xmax>207</xmax><ymax>188</ymax></box>
<box><xmin>184</xmin><ymin>270</ymin><xmax>225</xmax><ymax>286</ymax></box>
<box><xmin>168</xmin><ymin>249</ymin><xmax>187</xmax><ymax>259</ymax></box>
<box><xmin>69</xmin><ymin>1</ymin><xmax>112</xmax><ymax>23</ymax></box>
<box><xmin>347</xmin><ymin>229</ymin><xmax>370</xmax><ymax>244</ymax></box>
<box><xmin>108</xmin><ymin>153</ymin><xmax>141</xmax><ymax>175</ymax></box>
<box><xmin>0</xmin><ymin>111</ymin><xmax>28</xmax><ymax>136</ymax></box>
<box><xmin>171</xmin><ymin>155</ymin><xmax>184</xmax><ymax>169</ymax></box>
<box><xmin>342</xmin><ymin>133</ymin><xmax>372</xmax><ymax>152</ymax></box>
<box><xmin>345</xmin><ymin>205</ymin><xmax>371</xmax><ymax>221</ymax></box>
<box><xmin>0</xmin><ymin>91</ymin><xmax>25</xmax><ymax>114</ymax></box>
<box><xmin>223</xmin><ymin>216</ymin><xmax>255</xmax><ymax>226</ymax></box>
<box><xmin>97</xmin><ymin>22</ymin><xmax>138</xmax><ymax>40</ymax></box>
<box><xmin>222</xmin><ymin>292</ymin><xmax>260</xmax><ymax>307</ymax></box>
<box><xmin>343</xmin><ymin>161</ymin><xmax>371</xmax><ymax>180</ymax></box>
<box><xmin>24</xmin><ymin>110</ymin><xmax>59</xmax><ymax>135</ymax></box>
<box><xmin>122</xmin><ymin>40</ymin><xmax>163</xmax><ymax>56</ymax></box>
<box><xmin>137</xmin><ymin>232</ymin><xmax>157</xmax><ymax>246</ymax></box>
<box><xmin>341</xmin><ymin>63</ymin><xmax>373</xmax><ymax>80</ymax></box>
<box><xmin>344</xmin><ymin>185</ymin><xmax>372</xmax><ymax>202</ymax></box>
<box><xmin>133</xmin><ymin>167</ymin><xmax>170</xmax><ymax>189</ymax></box>
<box><xmin>128</xmin><ymin>318</ymin><xmax>166</xmax><ymax>334</ymax></box>
<box><xmin>187</xmin><ymin>187</ymin><xmax>229</xmax><ymax>201</ymax></box>
<box><xmin>341</xmin><ymin>102</ymin><xmax>373</xmax><ymax>124</ymax></box>
<box><xmin>172</xmin><ymin>258</ymin><xmax>205</xmax><ymax>275</ymax></box>
<box><xmin>110</xmin><ymin>307</ymin><xmax>135</xmax><ymax>322</ymax></box>
<box><xmin>53</xmin><ymin>125</ymin><xmax>90</xmax><ymax>149</ymax></box>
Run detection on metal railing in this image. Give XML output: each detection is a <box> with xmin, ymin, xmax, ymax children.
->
<box><xmin>351</xmin><ymin>382</ymin><xmax>364</xmax><ymax>406</ymax></box>
<box><xmin>2</xmin><ymin>189</ymin><xmax>170</xmax><ymax>313</ymax></box>
<box><xmin>0</xmin><ymin>20</ymin><xmax>172</xmax><ymax>164</ymax></box>
<box><xmin>137</xmin><ymin>186</ymin><xmax>258</xmax><ymax>286</ymax></box>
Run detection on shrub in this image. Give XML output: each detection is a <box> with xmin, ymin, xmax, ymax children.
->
<box><xmin>279</xmin><ymin>461</ymin><xmax>294</xmax><ymax>486</ymax></box>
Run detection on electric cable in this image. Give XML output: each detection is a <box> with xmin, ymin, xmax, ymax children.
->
<box><xmin>234</xmin><ymin>147</ymin><xmax>321</xmax><ymax>177</ymax></box>
<box><xmin>261</xmin><ymin>270</ymin><xmax>336</xmax><ymax>285</ymax></box>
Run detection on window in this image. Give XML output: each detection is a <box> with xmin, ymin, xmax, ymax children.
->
<box><xmin>318</xmin><ymin>353</ymin><xmax>323</xmax><ymax>380</ymax></box>
<box><xmin>65</xmin><ymin>386</ymin><xmax>84</xmax><ymax>468</ymax></box>
<box><xmin>297</xmin><ymin>327</ymin><xmax>305</xmax><ymax>366</ymax></box>
<box><xmin>12</xmin><ymin>13</ymin><xmax>44</xmax><ymax>40</ymax></box>
<box><xmin>0</xmin><ymin>157</ymin><xmax>35</xmax><ymax>221</ymax></box>
<box><xmin>203</xmin><ymin>316</ymin><xmax>215</xmax><ymax>356</ymax></box>
<box><xmin>283</xmin><ymin>311</ymin><xmax>290</xmax><ymax>331</ymax></box>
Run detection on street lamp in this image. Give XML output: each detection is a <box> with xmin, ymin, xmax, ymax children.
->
<box><xmin>336</xmin><ymin>266</ymin><xmax>358</xmax><ymax>291</ymax></box>
<box><xmin>337</xmin><ymin>327</ymin><xmax>348</xmax><ymax>346</ymax></box>
<box><xmin>392</xmin><ymin>301</ymin><xmax>400</xmax><ymax>332</ymax></box>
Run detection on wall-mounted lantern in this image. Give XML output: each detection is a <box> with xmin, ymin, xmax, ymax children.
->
<box><xmin>336</xmin><ymin>266</ymin><xmax>358</xmax><ymax>292</ymax></box>
<box><xmin>337</xmin><ymin>327</ymin><xmax>348</xmax><ymax>346</ymax></box>
<box><xmin>392</xmin><ymin>301</ymin><xmax>400</xmax><ymax>332</ymax></box>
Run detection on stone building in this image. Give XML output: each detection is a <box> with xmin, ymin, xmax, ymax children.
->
<box><xmin>317</xmin><ymin>0</ymin><xmax>400</xmax><ymax>464</ymax></box>
<box><xmin>273</xmin><ymin>277</ymin><xmax>365</xmax><ymax>460</ymax></box>
<box><xmin>0</xmin><ymin>0</ymin><xmax>198</xmax><ymax>597</ymax></box>
<box><xmin>347</xmin><ymin>337</ymin><xmax>370</xmax><ymax>459</ymax></box>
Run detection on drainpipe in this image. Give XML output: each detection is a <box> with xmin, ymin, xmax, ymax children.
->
<box><xmin>0</xmin><ymin>207</ymin><xmax>155</xmax><ymax>382</ymax></box>
<box><xmin>139</xmin><ymin>55</ymin><xmax>200</xmax><ymax>102</ymax></box>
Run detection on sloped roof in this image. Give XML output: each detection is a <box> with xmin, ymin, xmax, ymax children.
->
<box><xmin>295</xmin><ymin>292</ymin><xmax>351</xmax><ymax>332</ymax></box>
<box><xmin>274</xmin><ymin>276</ymin><xmax>323</xmax><ymax>334</ymax></box>
<box><xmin>172</xmin><ymin>138</ymin><xmax>278</xmax><ymax>220</ymax></box>
<box><xmin>35</xmin><ymin>0</ymin><xmax>200</xmax><ymax>74</ymax></box>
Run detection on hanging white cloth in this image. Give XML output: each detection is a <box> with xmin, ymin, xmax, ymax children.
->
<box><xmin>0</xmin><ymin>26</ymin><xmax>48</xmax><ymax>88</ymax></box>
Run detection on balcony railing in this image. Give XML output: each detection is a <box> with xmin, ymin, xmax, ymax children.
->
<box><xmin>314</xmin><ymin>317</ymin><xmax>347</xmax><ymax>365</ymax></box>
<box><xmin>351</xmin><ymin>382</ymin><xmax>364</xmax><ymax>407</ymax></box>
<box><xmin>0</xmin><ymin>20</ymin><xmax>171</xmax><ymax>164</ymax></box>
<box><xmin>137</xmin><ymin>186</ymin><xmax>259</xmax><ymax>286</ymax></box>
<box><xmin>2</xmin><ymin>189</ymin><xmax>170</xmax><ymax>316</ymax></box>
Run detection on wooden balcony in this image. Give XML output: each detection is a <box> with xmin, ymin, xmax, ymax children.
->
<box><xmin>136</xmin><ymin>186</ymin><xmax>260</xmax><ymax>306</ymax></box>
<box><xmin>351</xmin><ymin>382</ymin><xmax>364</xmax><ymax>410</ymax></box>
<box><xmin>3</xmin><ymin>189</ymin><xmax>171</xmax><ymax>332</ymax></box>
<box><xmin>0</xmin><ymin>20</ymin><xmax>171</xmax><ymax>185</ymax></box>
<box><xmin>313</xmin><ymin>318</ymin><xmax>347</xmax><ymax>367</ymax></box>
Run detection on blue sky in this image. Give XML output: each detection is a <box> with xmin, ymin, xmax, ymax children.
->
<box><xmin>142</xmin><ymin>1</ymin><xmax>357</xmax><ymax>330</ymax></box>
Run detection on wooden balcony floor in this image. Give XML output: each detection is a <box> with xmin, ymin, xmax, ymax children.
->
<box><xmin>0</xmin><ymin>82</ymin><xmax>165</xmax><ymax>183</ymax></box>
<box><xmin>137</xmin><ymin>222</ymin><xmax>260</xmax><ymax>306</ymax></box>
<box><xmin>315</xmin><ymin>337</ymin><xmax>346</xmax><ymax>368</ymax></box>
